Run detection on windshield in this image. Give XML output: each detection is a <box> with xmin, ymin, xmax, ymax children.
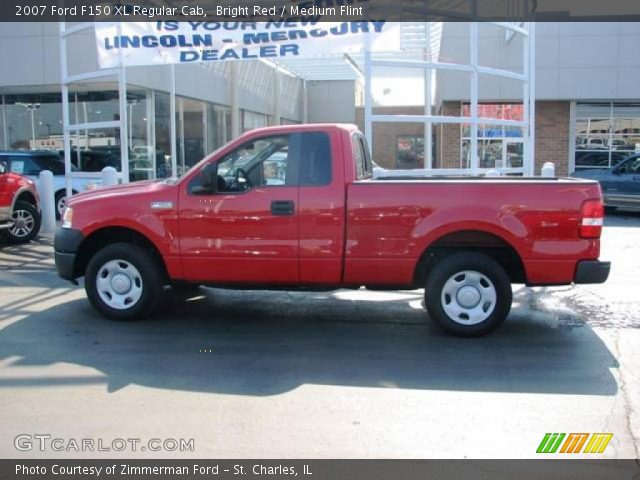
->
<box><xmin>35</xmin><ymin>155</ymin><xmax>77</xmax><ymax>174</ymax></box>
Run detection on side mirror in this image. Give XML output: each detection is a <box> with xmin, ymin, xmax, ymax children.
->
<box><xmin>0</xmin><ymin>161</ymin><xmax>6</xmax><ymax>174</ymax></box>
<box><xmin>191</xmin><ymin>163</ymin><xmax>217</xmax><ymax>194</ymax></box>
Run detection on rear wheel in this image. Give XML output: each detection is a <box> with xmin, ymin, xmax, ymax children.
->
<box><xmin>85</xmin><ymin>243</ymin><xmax>163</xmax><ymax>320</ymax></box>
<box><xmin>425</xmin><ymin>252</ymin><xmax>512</xmax><ymax>337</ymax></box>
<box><xmin>6</xmin><ymin>201</ymin><xmax>41</xmax><ymax>244</ymax></box>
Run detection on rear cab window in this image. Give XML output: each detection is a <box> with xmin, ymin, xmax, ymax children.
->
<box><xmin>352</xmin><ymin>134</ymin><xmax>373</xmax><ymax>180</ymax></box>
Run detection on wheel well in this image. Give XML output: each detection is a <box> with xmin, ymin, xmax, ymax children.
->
<box><xmin>15</xmin><ymin>191</ymin><xmax>37</xmax><ymax>207</ymax></box>
<box><xmin>74</xmin><ymin>227</ymin><xmax>168</xmax><ymax>280</ymax></box>
<box><xmin>414</xmin><ymin>230</ymin><xmax>527</xmax><ymax>286</ymax></box>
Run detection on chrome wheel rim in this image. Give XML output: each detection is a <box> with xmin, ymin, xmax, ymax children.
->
<box><xmin>96</xmin><ymin>259</ymin><xmax>143</xmax><ymax>310</ymax></box>
<box><xmin>56</xmin><ymin>195</ymin><xmax>67</xmax><ymax>217</ymax></box>
<box><xmin>441</xmin><ymin>270</ymin><xmax>497</xmax><ymax>325</ymax></box>
<box><xmin>9</xmin><ymin>209</ymin><xmax>35</xmax><ymax>238</ymax></box>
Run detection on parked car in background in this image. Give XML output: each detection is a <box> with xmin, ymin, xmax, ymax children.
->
<box><xmin>0</xmin><ymin>159</ymin><xmax>41</xmax><ymax>243</ymax></box>
<box><xmin>574</xmin><ymin>151</ymin><xmax>628</xmax><ymax>169</ymax></box>
<box><xmin>571</xmin><ymin>154</ymin><xmax>640</xmax><ymax>210</ymax></box>
<box><xmin>65</xmin><ymin>148</ymin><xmax>120</xmax><ymax>173</ymax></box>
<box><xmin>0</xmin><ymin>151</ymin><xmax>101</xmax><ymax>219</ymax></box>
<box><xmin>576</xmin><ymin>137</ymin><xmax>607</xmax><ymax>149</ymax></box>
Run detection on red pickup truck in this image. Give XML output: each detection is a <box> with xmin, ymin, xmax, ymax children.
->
<box><xmin>54</xmin><ymin>124</ymin><xmax>610</xmax><ymax>336</ymax></box>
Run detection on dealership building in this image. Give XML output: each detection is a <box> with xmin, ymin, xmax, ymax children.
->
<box><xmin>1</xmin><ymin>22</ymin><xmax>639</xmax><ymax>180</ymax></box>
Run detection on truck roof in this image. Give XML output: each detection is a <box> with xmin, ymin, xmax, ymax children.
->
<box><xmin>241</xmin><ymin>123</ymin><xmax>360</xmax><ymax>136</ymax></box>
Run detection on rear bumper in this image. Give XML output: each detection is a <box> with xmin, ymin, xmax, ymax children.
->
<box><xmin>574</xmin><ymin>260</ymin><xmax>611</xmax><ymax>284</ymax></box>
<box><xmin>54</xmin><ymin>228</ymin><xmax>84</xmax><ymax>281</ymax></box>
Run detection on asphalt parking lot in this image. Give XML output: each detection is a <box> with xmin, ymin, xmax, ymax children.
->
<box><xmin>1</xmin><ymin>212</ymin><xmax>639</xmax><ymax>459</ymax></box>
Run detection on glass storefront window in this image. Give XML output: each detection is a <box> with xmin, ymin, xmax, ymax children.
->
<box><xmin>1</xmin><ymin>89</ymin><xmax>236</xmax><ymax>181</ymax></box>
<box><xmin>575</xmin><ymin>102</ymin><xmax>640</xmax><ymax>169</ymax></box>
<box><xmin>242</xmin><ymin>110</ymin><xmax>268</xmax><ymax>133</ymax></box>
<box><xmin>396</xmin><ymin>136</ymin><xmax>424</xmax><ymax>169</ymax></box>
<box><xmin>2</xmin><ymin>93</ymin><xmax>63</xmax><ymax>150</ymax></box>
<box><xmin>460</xmin><ymin>103</ymin><xmax>524</xmax><ymax>169</ymax></box>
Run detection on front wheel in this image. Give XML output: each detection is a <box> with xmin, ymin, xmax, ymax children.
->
<box><xmin>6</xmin><ymin>201</ymin><xmax>41</xmax><ymax>244</ymax></box>
<box><xmin>425</xmin><ymin>252</ymin><xmax>512</xmax><ymax>337</ymax></box>
<box><xmin>85</xmin><ymin>243</ymin><xmax>163</xmax><ymax>320</ymax></box>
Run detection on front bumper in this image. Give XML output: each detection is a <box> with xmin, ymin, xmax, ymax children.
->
<box><xmin>54</xmin><ymin>228</ymin><xmax>84</xmax><ymax>281</ymax></box>
<box><xmin>574</xmin><ymin>260</ymin><xmax>611</xmax><ymax>284</ymax></box>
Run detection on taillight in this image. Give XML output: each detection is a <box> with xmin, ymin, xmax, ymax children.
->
<box><xmin>580</xmin><ymin>199</ymin><xmax>604</xmax><ymax>238</ymax></box>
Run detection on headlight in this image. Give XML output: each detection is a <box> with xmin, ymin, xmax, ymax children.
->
<box><xmin>61</xmin><ymin>207</ymin><xmax>73</xmax><ymax>229</ymax></box>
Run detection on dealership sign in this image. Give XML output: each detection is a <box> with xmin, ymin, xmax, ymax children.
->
<box><xmin>95</xmin><ymin>21</ymin><xmax>400</xmax><ymax>68</ymax></box>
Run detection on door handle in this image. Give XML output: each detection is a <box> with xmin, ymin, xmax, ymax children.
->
<box><xmin>271</xmin><ymin>200</ymin><xmax>295</xmax><ymax>216</ymax></box>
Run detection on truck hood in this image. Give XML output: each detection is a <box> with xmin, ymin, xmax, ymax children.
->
<box><xmin>69</xmin><ymin>179</ymin><xmax>168</xmax><ymax>205</ymax></box>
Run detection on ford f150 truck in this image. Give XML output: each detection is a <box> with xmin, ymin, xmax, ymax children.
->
<box><xmin>0</xmin><ymin>159</ymin><xmax>41</xmax><ymax>243</ymax></box>
<box><xmin>54</xmin><ymin>124</ymin><xmax>610</xmax><ymax>336</ymax></box>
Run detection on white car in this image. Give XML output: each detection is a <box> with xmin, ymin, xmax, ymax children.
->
<box><xmin>0</xmin><ymin>151</ymin><xmax>102</xmax><ymax>219</ymax></box>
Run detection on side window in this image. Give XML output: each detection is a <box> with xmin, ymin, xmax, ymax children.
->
<box><xmin>190</xmin><ymin>135</ymin><xmax>294</xmax><ymax>195</ymax></box>
<box><xmin>299</xmin><ymin>132</ymin><xmax>332</xmax><ymax>186</ymax></box>
<box><xmin>352</xmin><ymin>135</ymin><xmax>372</xmax><ymax>180</ymax></box>
<box><xmin>361</xmin><ymin>136</ymin><xmax>373</xmax><ymax>178</ymax></box>
<box><xmin>353</xmin><ymin>136</ymin><xmax>365</xmax><ymax>180</ymax></box>
<box><xmin>619</xmin><ymin>157</ymin><xmax>640</xmax><ymax>174</ymax></box>
<box><xmin>9</xmin><ymin>157</ymin><xmax>40</xmax><ymax>176</ymax></box>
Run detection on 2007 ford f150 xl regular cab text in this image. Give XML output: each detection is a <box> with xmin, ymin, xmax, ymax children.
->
<box><xmin>54</xmin><ymin>124</ymin><xmax>610</xmax><ymax>336</ymax></box>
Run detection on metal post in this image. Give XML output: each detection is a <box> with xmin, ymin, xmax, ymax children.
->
<box><xmin>117</xmin><ymin>22</ymin><xmax>129</xmax><ymax>183</ymax></box>
<box><xmin>170</xmin><ymin>63</ymin><xmax>177</xmax><ymax>177</ymax></box>
<box><xmin>118</xmin><ymin>65</ymin><xmax>129</xmax><ymax>183</ymax></box>
<box><xmin>230</xmin><ymin>62</ymin><xmax>241</xmax><ymax>138</ymax></box>
<box><xmin>424</xmin><ymin>22</ymin><xmax>433</xmax><ymax>170</ymax></box>
<box><xmin>59</xmin><ymin>22</ymin><xmax>73</xmax><ymax>202</ymax></box>
<box><xmin>273</xmin><ymin>70</ymin><xmax>281</xmax><ymax>126</ymax></box>
<box><xmin>39</xmin><ymin>170</ymin><xmax>56</xmax><ymax>234</ymax></box>
<box><xmin>528</xmin><ymin>22</ymin><xmax>536</xmax><ymax>176</ymax></box>
<box><xmin>302</xmin><ymin>80</ymin><xmax>308</xmax><ymax>124</ymax></box>
<box><xmin>364</xmin><ymin>32</ymin><xmax>373</xmax><ymax>152</ymax></box>
<box><xmin>146</xmin><ymin>90</ymin><xmax>155</xmax><ymax>178</ymax></box>
<box><xmin>469</xmin><ymin>22</ymin><xmax>479</xmax><ymax>170</ymax></box>
<box><xmin>1</xmin><ymin>95</ymin><xmax>7</xmax><ymax>149</ymax></box>
<box><xmin>101</xmin><ymin>166</ymin><xmax>118</xmax><ymax>186</ymax></box>
<box><xmin>178</xmin><ymin>98</ymin><xmax>185</xmax><ymax>173</ymax></box>
<box><xmin>29</xmin><ymin>108</ymin><xmax>36</xmax><ymax>148</ymax></box>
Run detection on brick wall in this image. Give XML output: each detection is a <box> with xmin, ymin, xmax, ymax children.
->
<box><xmin>534</xmin><ymin>101</ymin><xmax>570</xmax><ymax>177</ymax></box>
<box><xmin>437</xmin><ymin>101</ymin><xmax>462</xmax><ymax>169</ymax></box>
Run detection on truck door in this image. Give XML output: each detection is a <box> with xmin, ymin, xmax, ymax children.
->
<box><xmin>297</xmin><ymin>130</ymin><xmax>346</xmax><ymax>284</ymax></box>
<box><xmin>178</xmin><ymin>134</ymin><xmax>300</xmax><ymax>284</ymax></box>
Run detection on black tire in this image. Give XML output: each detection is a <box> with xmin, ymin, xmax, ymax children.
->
<box><xmin>55</xmin><ymin>190</ymin><xmax>76</xmax><ymax>220</ymax></box>
<box><xmin>425</xmin><ymin>252</ymin><xmax>512</xmax><ymax>337</ymax></box>
<box><xmin>85</xmin><ymin>243</ymin><xmax>163</xmax><ymax>321</ymax></box>
<box><xmin>6</xmin><ymin>201</ymin><xmax>41</xmax><ymax>244</ymax></box>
